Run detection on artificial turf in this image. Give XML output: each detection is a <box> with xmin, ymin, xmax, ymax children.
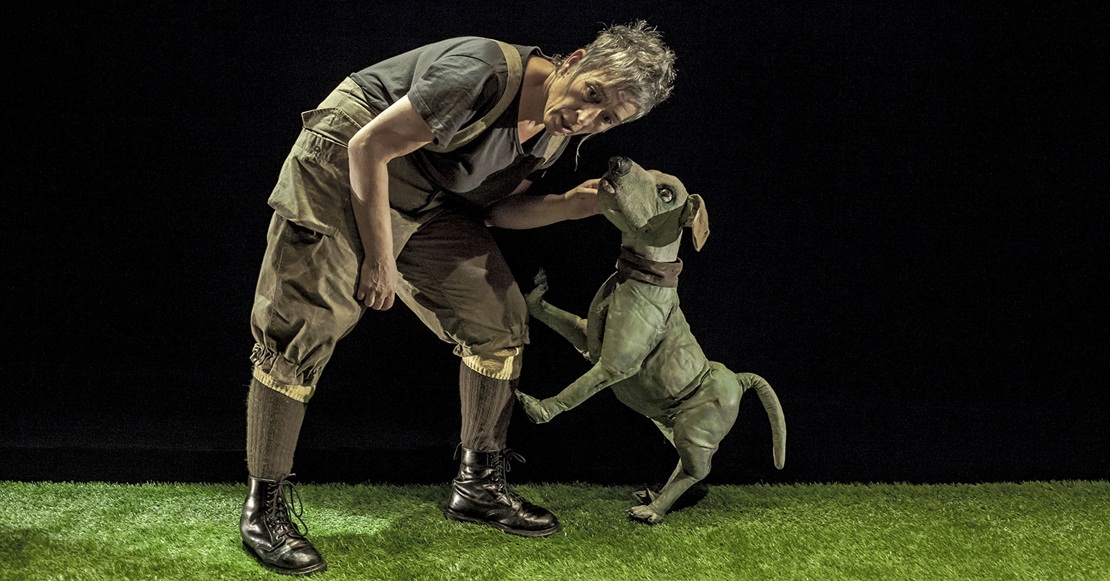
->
<box><xmin>1</xmin><ymin>480</ymin><xmax>1107</xmax><ymax>580</ymax></box>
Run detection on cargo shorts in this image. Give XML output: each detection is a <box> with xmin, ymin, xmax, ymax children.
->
<box><xmin>249</xmin><ymin>78</ymin><xmax>528</xmax><ymax>403</ymax></box>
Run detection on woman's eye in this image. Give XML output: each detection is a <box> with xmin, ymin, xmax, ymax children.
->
<box><xmin>660</xmin><ymin>188</ymin><xmax>674</xmax><ymax>203</ymax></box>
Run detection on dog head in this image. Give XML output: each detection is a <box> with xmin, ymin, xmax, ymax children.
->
<box><xmin>598</xmin><ymin>156</ymin><xmax>709</xmax><ymax>251</ymax></box>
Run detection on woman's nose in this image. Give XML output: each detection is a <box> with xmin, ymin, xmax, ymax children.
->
<box><xmin>578</xmin><ymin>107</ymin><xmax>599</xmax><ymax>128</ymax></box>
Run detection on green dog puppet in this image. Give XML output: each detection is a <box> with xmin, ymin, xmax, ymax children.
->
<box><xmin>518</xmin><ymin>156</ymin><xmax>787</xmax><ymax>524</ymax></box>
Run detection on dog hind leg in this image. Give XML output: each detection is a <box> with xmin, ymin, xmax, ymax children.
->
<box><xmin>632</xmin><ymin>419</ymin><xmax>709</xmax><ymax>509</ymax></box>
<box><xmin>629</xmin><ymin>459</ymin><xmax>701</xmax><ymax>524</ymax></box>
<box><xmin>632</xmin><ymin>420</ymin><xmax>678</xmax><ymax>505</ymax></box>
<box><xmin>630</xmin><ymin>403</ymin><xmax>736</xmax><ymax>523</ymax></box>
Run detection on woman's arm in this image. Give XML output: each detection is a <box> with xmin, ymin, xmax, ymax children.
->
<box><xmin>485</xmin><ymin>178</ymin><xmax>601</xmax><ymax>229</ymax></box>
<box><xmin>348</xmin><ymin>95</ymin><xmax>434</xmax><ymax>310</ymax></box>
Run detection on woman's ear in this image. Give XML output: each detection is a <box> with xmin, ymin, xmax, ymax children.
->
<box><xmin>561</xmin><ymin>49</ymin><xmax>587</xmax><ymax>73</ymax></box>
<box><xmin>684</xmin><ymin>194</ymin><xmax>710</xmax><ymax>251</ymax></box>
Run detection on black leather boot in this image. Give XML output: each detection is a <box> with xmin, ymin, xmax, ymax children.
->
<box><xmin>445</xmin><ymin>447</ymin><xmax>561</xmax><ymax>537</ymax></box>
<box><xmin>240</xmin><ymin>475</ymin><xmax>327</xmax><ymax>576</ymax></box>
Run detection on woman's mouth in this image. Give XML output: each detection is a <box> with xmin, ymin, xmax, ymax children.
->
<box><xmin>558</xmin><ymin>113</ymin><xmax>574</xmax><ymax>135</ymax></box>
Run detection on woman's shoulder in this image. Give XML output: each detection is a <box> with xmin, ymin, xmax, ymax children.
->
<box><xmin>420</xmin><ymin>36</ymin><xmax>520</xmax><ymax>67</ymax></box>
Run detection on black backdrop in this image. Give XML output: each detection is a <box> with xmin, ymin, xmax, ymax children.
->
<box><xmin>4</xmin><ymin>2</ymin><xmax>1107</xmax><ymax>486</ymax></box>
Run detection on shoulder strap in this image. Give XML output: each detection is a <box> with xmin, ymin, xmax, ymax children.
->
<box><xmin>537</xmin><ymin>133</ymin><xmax>567</xmax><ymax>165</ymax></box>
<box><xmin>424</xmin><ymin>40</ymin><xmax>524</xmax><ymax>153</ymax></box>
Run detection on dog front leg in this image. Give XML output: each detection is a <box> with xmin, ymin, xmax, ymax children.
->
<box><xmin>520</xmin><ymin>282</ymin><xmax>664</xmax><ymax>423</ymax></box>
<box><xmin>524</xmin><ymin>270</ymin><xmax>589</xmax><ymax>356</ymax></box>
<box><xmin>516</xmin><ymin>363</ymin><xmax>638</xmax><ymax>424</ymax></box>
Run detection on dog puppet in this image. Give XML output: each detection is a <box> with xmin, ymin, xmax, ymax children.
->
<box><xmin>517</xmin><ymin>156</ymin><xmax>786</xmax><ymax>524</ymax></box>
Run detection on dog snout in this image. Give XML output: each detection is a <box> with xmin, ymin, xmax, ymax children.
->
<box><xmin>608</xmin><ymin>156</ymin><xmax>631</xmax><ymax>176</ymax></box>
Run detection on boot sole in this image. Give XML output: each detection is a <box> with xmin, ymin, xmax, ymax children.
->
<box><xmin>444</xmin><ymin>509</ymin><xmax>563</xmax><ymax>537</ymax></box>
<box><xmin>242</xmin><ymin>542</ymin><xmax>328</xmax><ymax>576</ymax></box>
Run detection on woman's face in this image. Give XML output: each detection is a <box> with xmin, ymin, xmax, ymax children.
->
<box><xmin>544</xmin><ymin>51</ymin><xmax>639</xmax><ymax>136</ymax></box>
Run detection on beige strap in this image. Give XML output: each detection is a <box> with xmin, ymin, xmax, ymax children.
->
<box><xmin>425</xmin><ymin>40</ymin><xmax>524</xmax><ymax>153</ymax></box>
<box><xmin>537</xmin><ymin>133</ymin><xmax>566</xmax><ymax>165</ymax></box>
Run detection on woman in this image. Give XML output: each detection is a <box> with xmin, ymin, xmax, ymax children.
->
<box><xmin>242</xmin><ymin>21</ymin><xmax>676</xmax><ymax>575</ymax></box>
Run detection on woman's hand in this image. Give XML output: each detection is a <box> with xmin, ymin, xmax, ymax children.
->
<box><xmin>562</xmin><ymin>178</ymin><xmax>601</xmax><ymax>219</ymax></box>
<box><xmin>357</xmin><ymin>251</ymin><xmax>398</xmax><ymax>310</ymax></box>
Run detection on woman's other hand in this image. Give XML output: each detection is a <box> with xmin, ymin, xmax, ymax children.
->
<box><xmin>357</xmin><ymin>251</ymin><xmax>398</xmax><ymax>310</ymax></box>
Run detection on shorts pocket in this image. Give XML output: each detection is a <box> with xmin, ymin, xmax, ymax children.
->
<box><xmin>300</xmin><ymin>107</ymin><xmax>362</xmax><ymax>149</ymax></box>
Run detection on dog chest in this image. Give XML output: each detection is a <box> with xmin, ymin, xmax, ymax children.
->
<box><xmin>591</xmin><ymin>278</ymin><xmax>711</xmax><ymax>416</ymax></box>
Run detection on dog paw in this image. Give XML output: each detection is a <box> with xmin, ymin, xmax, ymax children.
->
<box><xmin>532</xmin><ymin>268</ymin><xmax>549</xmax><ymax>289</ymax></box>
<box><xmin>515</xmin><ymin>391</ymin><xmax>549</xmax><ymax>424</ymax></box>
<box><xmin>524</xmin><ymin>270</ymin><xmax>550</xmax><ymax>308</ymax></box>
<box><xmin>631</xmin><ymin>487</ymin><xmax>658</xmax><ymax>505</ymax></box>
<box><xmin>628</xmin><ymin>504</ymin><xmax>665</xmax><ymax>524</ymax></box>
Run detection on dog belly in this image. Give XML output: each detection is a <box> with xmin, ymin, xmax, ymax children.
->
<box><xmin>611</xmin><ymin>379</ymin><xmax>671</xmax><ymax>418</ymax></box>
<box><xmin>611</xmin><ymin>360</ymin><xmax>712</xmax><ymax>419</ymax></box>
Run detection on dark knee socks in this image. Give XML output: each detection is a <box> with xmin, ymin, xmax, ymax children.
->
<box><xmin>458</xmin><ymin>362</ymin><xmax>516</xmax><ymax>451</ymax></box>
<box><xmin>246</xmin><ymin>378</ymin><xmax>306</xmax><ymax>481</ymax></box>
<box><xmin>246</xmin><ymin>364</ymin><xmax>511</xmax><ymax>475</ymax></box>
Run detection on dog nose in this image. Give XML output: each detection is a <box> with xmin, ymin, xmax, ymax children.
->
<box><xmin>608</xmin><ymin>156</ymin><xmax>631</xmax><ymax>176</ymax></box>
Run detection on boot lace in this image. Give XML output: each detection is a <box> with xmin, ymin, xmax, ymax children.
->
<box><xmin>493</xmin><ymin>449</ymin><xmax>527</xmax><ymax>500</ymax></box>
<box><xmin>453</xmin><ymin>444</ymin><xmax>531</xmax><ymax>501</ymax></box>
<box><xmin>265</xmin><ymin>475</ymin><xmax>309</xmax><ymax>540</ymax></box>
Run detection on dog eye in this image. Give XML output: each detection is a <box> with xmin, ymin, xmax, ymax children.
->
<box><xmin>659</xmin><ymin>187</ymin><xmax>674</xmax><ymax>203</ymax></box>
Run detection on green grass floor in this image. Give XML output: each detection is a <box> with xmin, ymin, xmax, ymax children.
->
<box><xmin>2</xmin><ymin>480</ymin><xmax>1107</xmax><ymax>580</ymax></box>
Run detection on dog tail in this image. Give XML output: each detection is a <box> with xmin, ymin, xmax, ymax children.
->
<box><xmin>737</xmin><ymin>373</ymin><xmax>787</xmax><ymax>470</ymax></box>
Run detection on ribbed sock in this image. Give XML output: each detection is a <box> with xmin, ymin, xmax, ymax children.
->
<box><xmin>246</xmin><ymin>377</ymin><xmax>306</xmax><ymax>481</ymax></box>
<box><xmin>458</xmin><ymin>362</ymin><xmax>516</xmax><ymax>451</ymax></box>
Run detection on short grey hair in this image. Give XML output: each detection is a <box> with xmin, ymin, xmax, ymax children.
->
<box><xmin>556</xmin><ymin>20</ymin><xmax>677</xmax><ymax>123</ymax></box>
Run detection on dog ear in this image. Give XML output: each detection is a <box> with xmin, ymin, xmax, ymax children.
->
<box><xmin>684</xmin><ymin>194</ymin><xmax>710</xmax><ymax>251</ymax></box>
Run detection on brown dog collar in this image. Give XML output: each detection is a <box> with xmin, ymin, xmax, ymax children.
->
<box><xmin>616</xmin><ymin>247</ymin><xmax>682</xmax><ymax>288</ymax></box>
